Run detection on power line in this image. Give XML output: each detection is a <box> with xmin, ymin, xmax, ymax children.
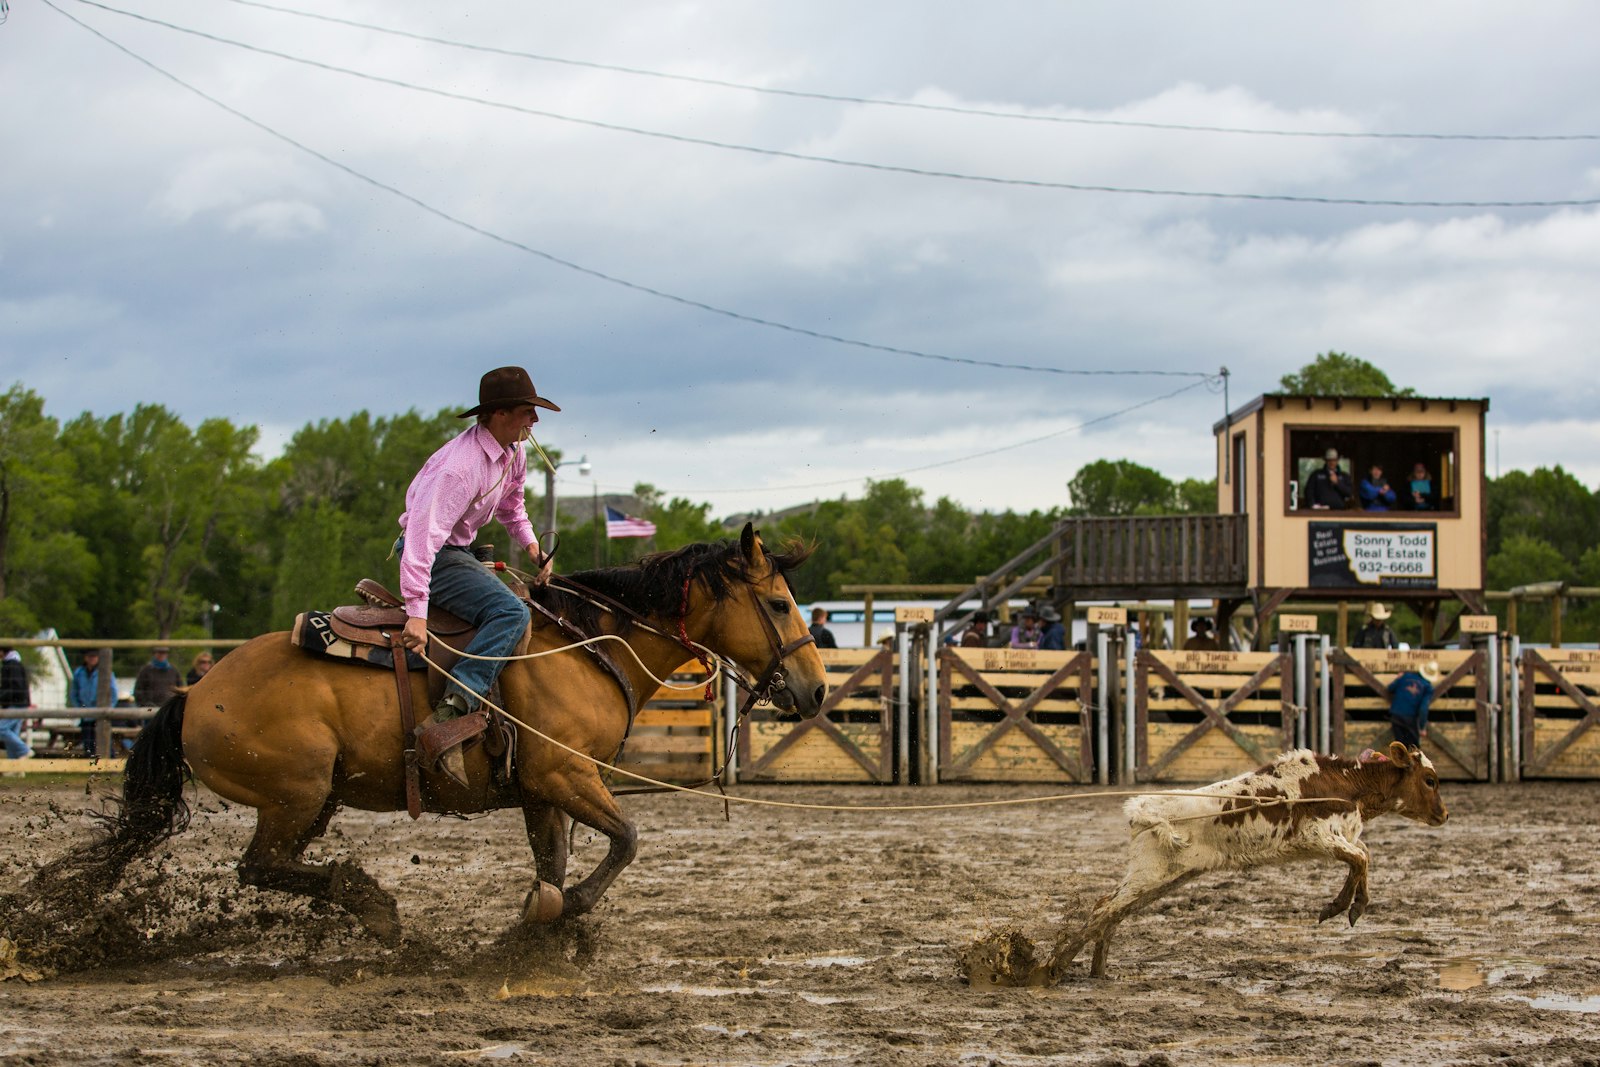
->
<box><xmin>42</xmin><ymin>0</ymin><xmax>1203</xmax><ymax>381</ymax></box>
<box><xmin>661</xmin><ymin>377</ymin><xmax>1213</xmax><ymax>495</ymax></box>
<box><xmin>68</xmin><ymin>0</ymin><xmax>1600</xmax><ymax>209</ymax></box>
<box><xmin>215</xmin><ymin>0</ymin><xmax>1600</xmax><ymax>144</ymax></box>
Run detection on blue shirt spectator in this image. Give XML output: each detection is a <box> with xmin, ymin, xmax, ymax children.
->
<box><xmin>1408</xmin><ymin>463</ymin><xmax>1434</xmax><ymax>510</ymax></box>
<box><xmin>1037</xmin><ymin>607</ymin><xmax>1067</xmax><ymax>650</ymax></box>
<box><xmin>1386</xmin><ymin>662</ymin><xmax>1439</xmax><ymax>746</ymax></box>
<box><xmin>71</xmin><ymin>650</ymin><xmax>121</xmax><ymax>756</ymax></box>
<box><xmin>1359</xmin><ymin>464</ymin><xmax>1397</xmax><ymax>511</ymax></box>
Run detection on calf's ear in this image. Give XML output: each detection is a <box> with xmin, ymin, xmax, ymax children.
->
<box><xmin>1387</xmin><ymin>740</ymin><xmax>1413</xmax><ymax>766</ymax></box>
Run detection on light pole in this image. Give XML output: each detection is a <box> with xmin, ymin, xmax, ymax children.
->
<box><xmin>543</xmin><ymin>455</ymin><xmax>591</xmax><ymax>535</ymax></box>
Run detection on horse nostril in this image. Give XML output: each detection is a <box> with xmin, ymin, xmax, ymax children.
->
<box><xmin>813</xmin><ymin>684</ymin><xmax>827</xmax><ymax>707</ymax></box>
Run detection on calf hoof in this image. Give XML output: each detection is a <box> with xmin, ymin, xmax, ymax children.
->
<box><xmin>1317</xmin><ymin>901</ymin><xmax>1345</xmax><ymax>924</ymax></box>
<box><xmin>522</xmin><ymin>881</ymin><xmax>564</xmax><ymax>924</ymax></box>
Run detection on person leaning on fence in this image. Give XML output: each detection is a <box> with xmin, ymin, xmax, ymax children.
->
<box><xmin>134</xmin><ymin>644</ymin><xmax>183</xmax><ymax>708</ymax></box>
<box><xmin>1036</xmin><ymin>606</ymin><xmax>1068</xmax><ymax>651</ymax></box>
<box><xmin>1387</xmin><ymin>660</ymin><xmax>1440</xmax><ymax>746</ymax></box>
<box><xmin>1010</xmin><ymin>609</ymin><xmax>1042</xmax><ymax>649</ymax></box>
<box><xmin>1</xmin><ymin>645</ymin><xmax>33</xmax><ymax>761</ymax></box>
<box><xmin>186</xmin><ymin>650</ymin><xmax>214</xmax><ymax>686</ymax></box>
<box><xmin>808</xmin><ymin>608</ymin><xmax>838</xmax><ymax>650</ymax></box>
<box><xmin>1304</xmin><ymin>448</ymin><xmax>1355</xmax><ymax>510</ymax></box>
<box><xmin>1353</xmin><ymin>602</ymin><xmax>1398</xmax><ymax>649</ymax></box>
<box><xmin>1409</xmin><ymin>463</ymin><xmax>1434</xmax><ymax>510</ymax></box>
<box><xmin>958</xmin><ymin>611</ymin><xmax>991</xmax><ymax>648</ymax></box>
<box><xmin>70</xmin><ymin>649</ymin><xmax>119</xmax><ymax>756</ymax></box>
<box><xmin>395</xmin><ymin>366</ymin><xmax>558</xmax><ymax>789</ymax></box>
<box><xmin>1183</xmin><ymin>616</ymin><xmax>1221</xmax><ymax>651</ymax></box>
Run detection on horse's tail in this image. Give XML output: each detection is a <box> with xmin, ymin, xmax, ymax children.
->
<box><xmin>43</xmin><ymin>693</ymin><xmax>194</xmax><ymax>889</ymax></box>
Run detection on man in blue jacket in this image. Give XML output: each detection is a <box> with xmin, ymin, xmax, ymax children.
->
<box><xmin>1387</xmin><ymin>660</ymin><xmax>1440</xmax><ymax>746</ymax></box>
<box><xmin>1360</xmin><ymin>463</ymin><xmax>1398</xmax><ymax>511</ymax></box>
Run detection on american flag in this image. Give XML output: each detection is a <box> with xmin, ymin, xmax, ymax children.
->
<box><xmin>605</xmin><ymin>505</ymin><xmax>657</xmax><ymax>539</ymax></box>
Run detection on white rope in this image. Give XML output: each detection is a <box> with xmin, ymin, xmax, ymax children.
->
<box><xmin>436</xmin><ymin>631</ymin><xmax>718</xmax><ymax>693</ymax></box>
<box><xmin>414</xmin><ymin>647</ymin><xmax>1355</xmax><ymax>817</ymax></box>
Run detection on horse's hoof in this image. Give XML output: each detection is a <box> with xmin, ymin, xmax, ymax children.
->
<box><xmin>522</xmin><ymin>881</ymin><xmax>563</xmax><ymax>924</ymax></box>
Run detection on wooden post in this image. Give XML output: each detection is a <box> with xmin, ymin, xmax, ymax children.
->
<box><xmin>1507</xmin><ymin>596</ymin><xmax>1518</xmax><ymax>638</ymax></box>
<box><xmin>862</xmin><ymin>592</ymin><xmax>875</xmax><ymax>648</ymax></box>
<box><xmin>1336</xmin><ymin>601</ymin><xmax>1349</xmax><ymax>647</ymax></box>
<box><xmin>1551</xmin><ymin>591</ymin><xmax>1563</xmax><ymax>648</ymax></box>
<box><xmin>94</xmin><ymin>645</ymin><xmax>113</xmax><ymax>758</ymax></box>
<box><xmin>1173</xmin><ymin>600</ymin><xmax>1190</xmax><ymax>649</ymax></box>
<box><xmin>1419</xmin><ymin>601</ymin><xmax>1436</xmax><ymax>647</ymax></box>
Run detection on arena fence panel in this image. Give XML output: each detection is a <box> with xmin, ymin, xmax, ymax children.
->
<box><xmin>736</xmin><ymin>647</ymin><xmax>896</xmax><ymax>783</ymax></box>
<box><xmin>936</xmin><ymin>647</ymin><xmax>1095</xmax><ymax>783</ymax></box>
<box><xmin>1328</xmin><ymin>648</ymin><xmax>1490</xmax><ymax>781</ymax></box>
<box><xmin>1517</xmin><ymin>647</ymin><xmax>1600</xmax><ymax>779</ymax></box>
<box><xmin>1134</xmin><ymin>649</ymin><xmax>1293</xmax><ymax>783</ymax></box>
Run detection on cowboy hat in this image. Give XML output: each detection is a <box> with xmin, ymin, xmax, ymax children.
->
<box><xmin>1420</xmin><ymin>660</ymin><xmax>1442</xmax><ymax>683</ymax></box>
<box><xmin>456</xmin><ymin>366</ymin><xmax>561</xmax><ymax>418</ymax></box>
<box><xmin>1039</xmin><ymin>606</ymin><xmax>1062</xmax><ymax>622</ymax></box>
<box><xmin>1366</xmin><ymin>602</ymin><xmax>1392</xmax><ymax>621</ymax></box>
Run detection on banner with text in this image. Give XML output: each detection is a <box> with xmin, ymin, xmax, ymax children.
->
<box><xmin>1309</xmin><ymin>522</ymin><xmax>1437</xmax><ymax>589</ymax></box>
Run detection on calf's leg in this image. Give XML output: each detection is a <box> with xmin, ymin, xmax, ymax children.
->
<box><xmin>1316</xmin><ymin>839</ymin><xmax>1371</xmax><ymax>926</ymax></box>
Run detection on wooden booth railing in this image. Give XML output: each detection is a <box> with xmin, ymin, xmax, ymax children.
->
<box><xmin>1134</xmin><ymin>649</ymin><xmax>1293</xmax><ymax>782</ymax></box>
<box><xmin>937</xmin><ymin>647</ymin><xmax>1095</xmax><ymax>783</ymax></box>
<box><xmin>1517</xmin><ymin>647</ymin><xmax>1600</xmax><ymax>779</ymax></box>
<box><xmin>737</xmin><ymin>647</ymin><xmax>897</xmax><ymax>783</ymax></box>
<box><xmin>1054</xmin><ymin>514</ymin><xmax>1249</xmax><ymax>597</ymax></box>
<box><xmin>1328</xmin><ymin>649</ymin><xmax>1491</xmax><ymax>781</ymax></box>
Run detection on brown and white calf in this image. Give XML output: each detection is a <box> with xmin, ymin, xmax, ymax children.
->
<box><xmin>1046</xmin><ymin>741</ymin><xmax>1448</xmax><ymax>980</ymax></box>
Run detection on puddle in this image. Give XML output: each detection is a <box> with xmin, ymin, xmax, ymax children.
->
<box><xmin>799</xmin><ymin>954</ymin><xmax>872</xmax><ymax>968</ymax></box>
<box><xmin>1505</xmin><ymin>993</ymin><xmax>1600</xmax><ymax>1013</ymax></box>
<box><xmin>441</xmin><ymin>1045</ymin><xmax>526</xmax><ymax>1060</ymax></box>
<box><xmin>1436</xmin><ymin>957</ymin><xmax>1547</xmax><ymax>990</ymax></box>
<box><xmin>640</xmin><ymin>982</ymin><xmax>759</xmax><ymax>997</ymax></box>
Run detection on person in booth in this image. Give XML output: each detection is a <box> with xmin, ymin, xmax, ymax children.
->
<box><xmin>1304</xmin><ymin>448</ymin><xmax>1355</xmax><ymax>510</ymax></box>
<box><xmin>1359</xmin><ymin>463</ymin><xmax>1397</xmax><ymax>511</ymax></box>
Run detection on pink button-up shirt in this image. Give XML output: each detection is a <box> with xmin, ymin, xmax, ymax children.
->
<box><xmin>397</xmin><ymin>424</ymin><xmax>539</xmax><ymax>619</ymax></box>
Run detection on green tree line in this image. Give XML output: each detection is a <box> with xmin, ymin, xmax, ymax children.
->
<box><xmin>4</xmin><ymin>350</ymin><xmax>1598</xmax><ymax>642</ymax></box>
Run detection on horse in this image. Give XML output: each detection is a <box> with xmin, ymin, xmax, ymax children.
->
<box><xmin>87</xmin><ymin>524</ymin><xmax>827</xmax><ymax>943</ymax></box>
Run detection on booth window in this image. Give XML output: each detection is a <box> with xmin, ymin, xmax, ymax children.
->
<box><xmin>1286</xmin><ymin>427</ymin><xmax>1458</xmax><ymax>515</ymax></box>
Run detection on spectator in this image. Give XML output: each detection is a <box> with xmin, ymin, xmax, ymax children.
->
<box><xmin>1</xmin><ymin>645</ymin><xmax>32</xmax><ymax>761</ymax></box>
<box><xmin>186</xmin><ymin>650</ymin><xmax>215</xmax><ymax>686</ymax></box>
<box><xmin>808</xmin><ymin>608</ymin><xmax>838</xmax><ymax>650</ymax></box>
<box><xmin>71</xmin><ymin>649</ymin><xmax>119</xmax><ymax>756</ymax></box>
<box><xmin>1183</xmin><ymin>617</ymin><xmax>1220</xmax><ymax>651</ymax></box>
<box><xmin>959</xmin><ymin>611</ymin><xmax>991</xmax><ymax>648</ymax></box>
<box><xmin>1037</xmin><ymin>606</ymin><xmax>1067</xmax><ymax>651</ymax></box>
<box><xmin>1009</xmin><ymin>609</ymin><xmax>1041</xmax><ymax>650</ymax></box>
<box><xmin>1352</xmin><ymin>603</ymin><xmax>1398</xmax><ymax>649</ymax></box>
<box><xmin>135</xmin><ymin>644</ymin><xmax>183</xmax><ymax>707</ymax></box>
<box><xmin>1359</xmin><ymin>464</ymin><xmax>1397</xmax><ymax>511</ymax></box>
<box><xmin>1303</xmin><ymin>448</ymin><xmax>1355</xmax><ymax>510</ymax></box>
<box><xmin>1387</xmin><ymin>660</ymin><xmax>1440</xmax><ymax>746</ymax></box>
<box><xmin>1409</xmin><ymin>463</ymin><xmax>1434</xmax><ymax>510</ymax></box>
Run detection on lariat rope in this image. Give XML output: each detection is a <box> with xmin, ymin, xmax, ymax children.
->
<box><xmin>411</xmin><ymin>642</ymin><xmax>1355</xmax><ymax>819</ymax></box>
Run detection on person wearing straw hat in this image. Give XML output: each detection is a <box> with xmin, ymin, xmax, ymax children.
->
<box><xmin>394</xmin><ymin>366</ymin><xmax>560</xmax><ymax>787</ymax></box>
<box><xmin>1353</xmin><ymin>602</ymin><xmax>1398</xmax><ymax>649</ymax></box>
<box><xmin>1386</xmin><ymin>660</ymin><xmax>1441</xmax><ymax>746</ymax></box>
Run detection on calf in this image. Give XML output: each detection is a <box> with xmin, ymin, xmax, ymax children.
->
<box><xmin>1045</xmin><ymin>741</ymin><xmax>1448</xmax><ymax>980</ymax></box>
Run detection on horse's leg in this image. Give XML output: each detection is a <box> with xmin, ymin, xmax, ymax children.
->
<box><xmin>537</xmin><ymin>767</ymin><xmax>637</xmax><ymax>919</ymax></box>
<box><xmin>238</xmin><ymin>800</ymin><xmax>401</xmax><ymax>945</ymax></box>
<box><xmin>519</xmin><ymin>797</ymin><xmax>570</xmax><ymax>924</ymax></box>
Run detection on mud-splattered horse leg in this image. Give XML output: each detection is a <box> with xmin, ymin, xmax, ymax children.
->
<box><xmin>237</xmin><ymin>797</ymin><xmax>401</xmax><ymax>944</ymax></box>
<box><xmin>519</xmin><ymin>797</ymin><xmax>571</xmax><ymax>924</ymax></box>
<box><xmin>533</xmin><ymin>765</ymin><xmax>637</xmax><ymax>920</ymax></box>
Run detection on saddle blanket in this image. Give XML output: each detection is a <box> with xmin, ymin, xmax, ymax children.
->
<box><xmin>291</xmin><ymin>610</ymin><xmax>427</xmax><ymax>671</ymax></box>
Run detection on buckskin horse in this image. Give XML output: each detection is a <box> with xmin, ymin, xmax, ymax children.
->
<box><xmin>85</xmin><ymin>524</ymin><xmax>826</xmax><ymax>942</ymax></box>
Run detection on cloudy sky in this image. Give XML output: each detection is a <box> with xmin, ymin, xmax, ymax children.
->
<box><xmin>5</xmin><ymin>0</ymin><xmax>1599</xmax><ymax>515</ymax></box>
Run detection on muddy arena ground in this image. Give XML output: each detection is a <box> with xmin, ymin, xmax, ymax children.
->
<box><xmin>2</xmin><ymin>776</ymin><xmax>1598</xmax><ymax>1066</ymax></box>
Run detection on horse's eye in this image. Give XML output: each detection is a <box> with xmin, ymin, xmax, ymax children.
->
<box><xmin>768</xmin><ymin>598</ymin><xmax>790</xmax><ymax>614</ymax></box>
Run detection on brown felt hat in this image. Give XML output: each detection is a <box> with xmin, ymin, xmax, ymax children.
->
<box><xmin>456</xmin><ymin>366</ymin><xmax>561</xmax><ymax>418</ymax></box>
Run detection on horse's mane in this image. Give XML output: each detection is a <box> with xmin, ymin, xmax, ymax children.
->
<box><xmin>540</xmin><ymin>536</ymin><xmax>813</xmax><ymax>635</ymax></box>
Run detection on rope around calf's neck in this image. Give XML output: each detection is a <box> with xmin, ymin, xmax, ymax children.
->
<box><xmin>413</xmin><ymin>647</ymin><xmax>1356</xmax><ymax>818</ymax></box>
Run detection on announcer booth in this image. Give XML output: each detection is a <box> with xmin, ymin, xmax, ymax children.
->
<box><xmin>1213</xmin><ymin>393</ymin><xmax>1496</xmax><ymax>780</ymax></box>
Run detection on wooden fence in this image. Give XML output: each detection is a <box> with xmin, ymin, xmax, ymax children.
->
<box><xmin>937</xmin><ymin>647</ymin><xmax>1095</xmax><ymax>782</ymax></box>
<box><xmin>1328</xmin><ymin>648</ymin><xmax>1490</xmax><ymax>781</ymax></box>
<box><xmin>737</xmin><ymin>647</ymin><xmax>897</xmax><ymax>783</ymax></box>
<box><xmin>1517</xmin><ymin>648</ymin><xmax>1600</xmax><ymax>779</ymax></box>
<box><xmin>613</xmin><ymin>663</ymin><xmax>719</xmax><ymax>786</ymax></box>
<box><xmin>1134</xmin><ymin>649</ymin><xmax>1293</xmax><ymax>782</ymax></box>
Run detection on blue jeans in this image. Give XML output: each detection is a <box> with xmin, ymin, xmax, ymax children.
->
<box><xmin>427</xmin><ymin>545</ymin><xmax>530</xmax><ymax>711</ymax></box>
<box><xmin>1</xmin><ymin>715</ymin><xmax>31</xmax><ymax>759</ymax></box>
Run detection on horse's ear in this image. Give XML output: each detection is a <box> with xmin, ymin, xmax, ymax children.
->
<box><xmin>740</xmin><ymin>522</ymin><xmax>765</xmax><ymax>565</ymax></box>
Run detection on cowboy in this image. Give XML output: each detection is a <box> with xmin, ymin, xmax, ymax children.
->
<box><xmin>1352</xmin><ymin>602</ymin><xmax>1398</xmax><ymax>649</ymax></box>
<box><xmin>395</xmin><ymin>366</ymin><xmax>559</xmax><ymax>787</ymax></box>
<box><xmin>1387</xmin><ymin>660</ymin><xmax>1440</xmax><ymax>746</ymax></box>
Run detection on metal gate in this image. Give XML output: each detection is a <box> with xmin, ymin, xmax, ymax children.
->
<box><xmin>1134</xmin><ymin>650</ymin><xmax>1293</xmax><ymax>782</ymax></box>
<box><xmin>1517</xmin><ymin>647</ymin><xmax>1600</xmax><ymax>779</ymax></box>
<box><xmin>936</xmin><ymin>647</ymin><xmax>1095</xmax><ymax>782</ymax></box>
<box><xmin>737</xmin><ymin>647</ymin><xmax>896</xmax><ymax>783</ymax></box>
<box><xmin>1328</xmin><ymin>648</ymin><xmax>1491</xmax><ymax>780</ymax></box>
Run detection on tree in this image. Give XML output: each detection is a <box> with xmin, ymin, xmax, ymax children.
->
<box><xmin>0</xmin><ymin>384</ymin><xmax>97</xmax><ymax>634</ymax></box>
<box><xmin>1487</xmin><ymin>534</ymin><xmax>1574</xmax><ymax>643</ymax></box>
<box><xmin>1279</xmin><ymin>352</ymin><xmax>1415</xmax><ymax>397</ymax></box>
<box><xmin>1486</xmin><ymin>466</ymin><xmax>1599</xmax><ymax>569</ymax></box>
<box><xmin>1175</xmin><ymin>477</ymin><xmax>1218</xmax><ymax>514</ymax></box>
<box><xmin>1067</xmin><ymin>459</ymin><xmax>1176</xmax><ymax>516</ymax></box>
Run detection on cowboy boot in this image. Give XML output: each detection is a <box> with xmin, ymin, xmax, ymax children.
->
<box><xmin>422</xmin><ymin>692</ymin><xmax>470</xmax><ymax>789</ymax></box>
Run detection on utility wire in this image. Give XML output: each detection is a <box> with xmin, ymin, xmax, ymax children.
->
<box><xmin>215</xmin><ymin>0</ymin><xmax>1600</xmax><ymax>144</ymax></box>
<box><xmin>662</xmin><ymin>377</ymin><xmax>1213</xmax><ymax>495</ymax></box>
<box><xmin>67</xmin><ymin>0</ymin><xmax>1600</xmax><ymax>209</ymax></box>
<box><xmin>43</xmin><ymin>0</ymin><xmax>1203</xmax><ymax>380</ymax></box>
